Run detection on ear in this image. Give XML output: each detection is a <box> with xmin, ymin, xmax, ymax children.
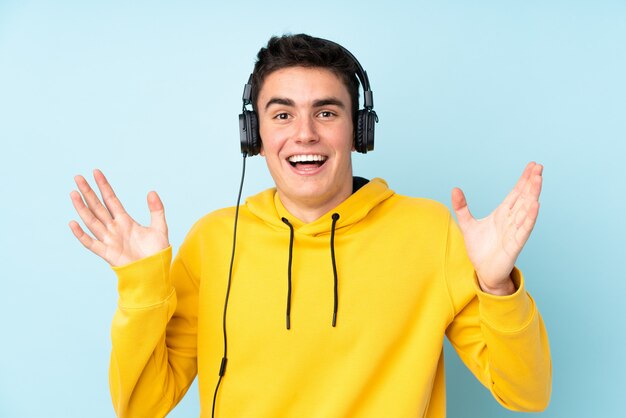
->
<box><xmin>260</xmin><ymin>143</ymin><xmax>265</xmax><ymax>156</ymax></box>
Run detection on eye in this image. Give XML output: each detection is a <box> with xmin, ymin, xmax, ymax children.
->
<box><xmin>274</xmin><ymin>112</ymin><xmax>290</xmax><ymax>120</ymax></box>
<box><xmin>318</xmin><ymin>111</ymin><xmax>335</xmax><ymax>118</ymax></box>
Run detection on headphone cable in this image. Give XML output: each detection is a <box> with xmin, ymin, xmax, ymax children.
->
<box><xmin>212</xmin><ymin>153</ymin><xmax>247</xmax><ymax>418</ymax></box>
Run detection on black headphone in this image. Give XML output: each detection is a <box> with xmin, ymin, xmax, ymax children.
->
<box><xmin>238</xmin><ymin>39</ymin><xmax>378</xmax><ymax>156</ymax></box>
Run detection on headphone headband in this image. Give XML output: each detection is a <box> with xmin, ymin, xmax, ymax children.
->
<box><xmin>320</xmin><ymin>38</ymin><xmax>373</xmax><ymax>110</ymax></box>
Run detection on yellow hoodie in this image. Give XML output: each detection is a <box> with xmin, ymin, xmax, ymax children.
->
<box><xmin>110</xmin><ymin>178</ymin><xmax>551</xmax><ymax>417</ymax></box>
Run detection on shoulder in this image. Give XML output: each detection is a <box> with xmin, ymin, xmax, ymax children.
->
<box><xmin>179</xmin><ymin>206</ymin><xmax>238</xmax><ymax>246</ymax></box>
<box><xmin>385</xmin><ymin>193</ymin><xmax>452</xmax><ymax>222</ymax></box>
<box><xmin>360</xmin><ymin>192</ymin><xmax>453</xmax><ymax>244</ymax></box>
<box><xmin>196</xmin><ymin>206</ymin><xmax>237</xmax><ymax>225</ymax></box>
<box><xmin>181</xmin><ymin>186</ymin><xmax>277</xmax><ymax>243</ymax></box>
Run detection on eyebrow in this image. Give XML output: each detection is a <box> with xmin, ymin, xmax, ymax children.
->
<box><xmin>264</xmin><ymin>97</ymin><xmax>346</xmax><ymax>111</ymax></box>
<box><xmin>264</xmin><ymin>97</ymin><xmax>295</xmax><ymax>110</ymax></box>
<box><xmin>313</xmin><ymin>97</ymin><xmax>346</xmax><ymax>109</ymax></box>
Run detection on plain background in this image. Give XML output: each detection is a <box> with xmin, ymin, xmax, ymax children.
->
<box><xmin>1</xmin><ymin>1</ymin><xmax>624</xmax><ymax>417</ymax></box>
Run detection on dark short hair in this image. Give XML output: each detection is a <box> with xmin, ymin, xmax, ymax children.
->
<box><xmin>251</xmin><ymin>34</ymin><xmax>360</xmax><ymax>123</ymax></box>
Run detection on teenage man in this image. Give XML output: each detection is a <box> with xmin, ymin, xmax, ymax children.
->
<box><xmin>69</xmin><ymin>34</ymin><xmax>551</xmax><ymax>417</ymax></box>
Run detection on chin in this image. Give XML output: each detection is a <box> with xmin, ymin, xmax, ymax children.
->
<box><xmin>288</xmin><ymin>184</ymin><xmax>331</xmax><ymax>202</ymax></box>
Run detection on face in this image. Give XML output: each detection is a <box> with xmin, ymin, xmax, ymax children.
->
<box><xmin>257</xmin><ymin>66</ymin><xmax>354</xmax><ymax>218</ymax></box>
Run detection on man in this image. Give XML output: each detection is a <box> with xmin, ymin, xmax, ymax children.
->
<box><xmin>69</xmin><ymin>34</ymin><xmax>551</xmax><ymax>417</ymax></box>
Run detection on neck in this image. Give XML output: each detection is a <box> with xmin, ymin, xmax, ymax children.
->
<box><xmin>278</xmin><ymin>183</ymin><xmax>352</xmax><ymax>224</ymax></box>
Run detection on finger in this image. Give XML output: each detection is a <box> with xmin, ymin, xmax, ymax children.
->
<box><xmin>513</xmin><ymin>201</ymin><xmax>540</xmax><ymax>247</ymax></box>
<box><xmin>509</xmin><ymin>163</ymin><xmax>543</xmax><ymax>217</ymax></box>
<box><xmin>526</xmin><ymin>164</ymin><xmax>543</xmax><ymax>202</ymax></box>
<box><xmin>69</xmin><ymin>220</ymin><xmax>108</xmax><ymax>260</ymax></box>
<box><xmin>451</xmin><ymin>187</ymin><xmax>475</xmax><ymax>228</ymax></box>
<box><xmin>93</xmin><ymin>169</ymin><xmax>128</xmax><ymax>218</ymax></box>
<box><xmin>517</xmin><ymin>163</ymin><xmax>542</xmax><ymax>200</ymax></box>
<box><xmin>74</xmin><ymin>174</ymin><xmax>113</xmax><ymax>225</ymax></box>
<box><xmin>147</xmin><ymin>191</ymin><xmax>168</xmax><ymax>234</ymax></box>
<box><xmin>70</xmin><ymin>190</ymin><xmax>108</xmax><ymax>240</ymax></box>
<box><xmin>502</xmin><ymin>162</ymin><xmax>536</xmax><ymax>209</ymax></box>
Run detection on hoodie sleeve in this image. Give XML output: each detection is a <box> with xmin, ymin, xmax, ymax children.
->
<box><xmin>109</xmin><ymin>243</ymin><xmax>199</xmax><ymax>417</ymax></box>
<box><xmin>443</xmin><ymin>214</ymin><xmax>552</xmax><ymax>412</ymax></box>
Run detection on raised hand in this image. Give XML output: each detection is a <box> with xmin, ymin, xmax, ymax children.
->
<box><xmin>69</xmin><ymin>169</ymin><xmax>170</xmax><ymax>267</ymax></box>
<box><xmin>451</xmin><ymin>162</ymin><xmax>543</xmax><ymax>295</ymax></box>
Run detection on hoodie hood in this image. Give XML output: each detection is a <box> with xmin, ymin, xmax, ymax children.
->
<box><xmin>244</xmin><ymin>177</ymin><xmax>395</xmax><ymax>329</ymax></box>
<box><xmin>245</xmin><ymin>177</ymin><xmax>395</xmax><ymax>235</ymax></box>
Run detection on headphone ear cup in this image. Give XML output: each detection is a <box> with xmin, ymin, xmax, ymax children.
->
<box><xmin>364</xmin><ymin>110</ymin><xmax>376</xmax><ymax>152</ymax></box>
<box><xmin>239</xmin><ymin>110</ymin><xmax>261</xmax><ymax>156</ymax></box>
<box><xmin>355</xmin><ymin>110</ymin><xmax>366</xmax><ymax>153</ymax></box>
<box><xmin>355</xmin><ymin>109</ymin><xmax>375</xmax><ymax>154</ymax></box>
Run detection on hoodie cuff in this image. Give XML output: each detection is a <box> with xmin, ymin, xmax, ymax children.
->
<box><xmin>111</xmin><ymin>247</ymin><xmax>173</xmax><ymax>309</ymax></box>
<box><xmin>475</xmin><ymin>267</ymin><xmax>535</xmax><ymax>333</ymax></box>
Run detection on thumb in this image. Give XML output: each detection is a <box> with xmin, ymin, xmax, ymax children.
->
<box><xmin>147</xmin><ymin>191</ymin><xmax>168</xmax><ymax>233</ymax></box>
<box><xmin>451</xmin><ymin>187</ymin><xmax>475</xmax><ymax>228</ymax></box>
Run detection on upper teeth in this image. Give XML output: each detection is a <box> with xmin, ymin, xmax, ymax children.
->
<box><xmin>288</xmin><ymin>155</ymin><xmax>326</xmax><ymax>163</ymax></box>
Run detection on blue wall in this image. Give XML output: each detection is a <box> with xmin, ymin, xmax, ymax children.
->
<box><xmin>1</xmin><ymin>1</ymin><xmax>624</xmax><ymax>416</ymax></box>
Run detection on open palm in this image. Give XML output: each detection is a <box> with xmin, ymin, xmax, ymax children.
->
<box><xmin>69</xmin><ymin>169</ymin><xmax>169</xmax><ymax>267</ymax></box>
<box><xmin>452</xmin><ymin>162</ymin><xmax>543</xmax><ymax>294</ymax></box>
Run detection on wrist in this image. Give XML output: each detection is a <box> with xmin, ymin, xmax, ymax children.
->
<box><xmin>477</xmin><ymin>275</ymin><xmax>517</xmax><ymax>296</ymax></box>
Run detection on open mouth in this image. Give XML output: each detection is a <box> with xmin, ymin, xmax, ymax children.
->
<box><xmin>287</xmin><ymin>154</ymin><xmax>328</xmax><ymax>170</ymax></box>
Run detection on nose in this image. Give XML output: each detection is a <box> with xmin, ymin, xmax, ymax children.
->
<box><xmin>294</xmin><ymin>116</ymin><xmax>319</xmax><ymax>144</ymax></box>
